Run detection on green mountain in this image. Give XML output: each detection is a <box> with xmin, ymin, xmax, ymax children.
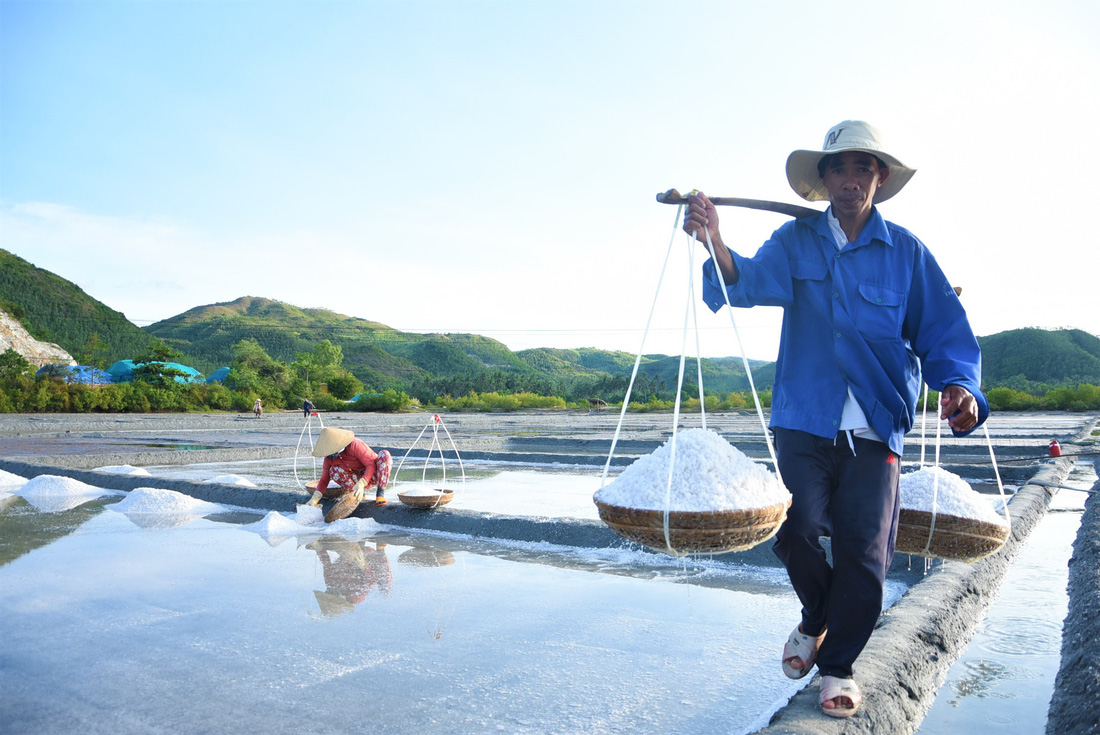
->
<box><xmin>142</xmin><ymin>296</ymin><xmax>424</xmax><ymax>384</ymax></box>
<box><xmin>515</xmin><ymin>348</ymin><xmax>775</xmax><ymax>396</ymax></box>
<box><xmin>4</xmin><ymin>243</ymin><xmax>1099</xmax><ymax>401</ymax></box>
<box><xmin>143</xmin><ymin>296</ymin><xmax>778</xmax><ymax>399</ymax></box>
<box><xmin>0</xmin><ymin>248</ymin><xmax>155</xmax><ymax>366</ymax></box>
<box><xmin>978</xmin><ymin>328</ymin><xmax>1100</xmax><ymax>390</ymax></box>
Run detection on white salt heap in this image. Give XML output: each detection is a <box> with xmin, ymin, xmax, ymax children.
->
<box><xmin>0</xmin><ymin>469</ymin><xmax>27</xmax><ymax>486</ymax></box>
<box><xmin>900</xmin><ymin>467</ymin><xmax>1007</xmax><ymax>525</ymax></box>
<box><xmin>594</xmin><ymin>428</ymin><xmax>789</xmax><ymax>511</ymax></box>
<box><xmin>112</xmin><ymin>487</ymin><xmax>223</xmax><ymax>516</ymax></box>
<box><xmin>204</xmin><ymin>474</ymin><xmax>257</xmax><ymax>487</ymax></box>
<box><xmin>20</xmin><ymin>474</ymin><xmax>108</xmax><ymax>497</ymax></box>
<box><xmin>296</xmin><ymin>504</ymin><xmax>324</xmax><ymax>525</ymax></box>
<box><xmin>15</xmin><ymin>474</ymin><xmax>118</xmax><ymax>512</ymax></box>
<box><xmin>243</xmin><ymin>508</ymin><xmax>382</xmax><ymax>542</ymax></box>
<box><xmin>94</xmin><ymin>465</ymin><xmax>153</xmax><ymax>476</ymax></box>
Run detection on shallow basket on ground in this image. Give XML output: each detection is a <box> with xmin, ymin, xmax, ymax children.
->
<box><xmin>397</xmin><ymin>489</ymin><xmax>455</xmax><ymax>510</ymax></box>
<box><xmin>594</xmin><ymin>499</ymin><xmax>791</xmax><ymax>555</ymax></box>
<box><xmin>894</xmin><ymin>508</ymin><xmax>1010</xmax><ymax>563</ymax></box>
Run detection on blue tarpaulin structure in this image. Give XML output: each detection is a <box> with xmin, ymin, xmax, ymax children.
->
<box><xmin>35</xmin><ymin>365</ymin><xmax>115</xmax><ymax>385</ymax></box>
<box><xmin>105</xmin><ymin>360</ymin><xmax>205</xmax><ymax>384</ymax></box>
<box><xmin>206</xmin><ymin>367</ymin><xmax>231</xmax><ymax>384</ymax></box>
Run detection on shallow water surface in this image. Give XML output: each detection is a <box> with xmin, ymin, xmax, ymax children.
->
<box><xmin>0</xmin><ymin>491</ymin><xmax>821</xmax><ymax>735</ymax></box>
<box><xmin>917</xmin><ymin>460</ymin><xmax>1095</xmax><ymax>733</ymax></box>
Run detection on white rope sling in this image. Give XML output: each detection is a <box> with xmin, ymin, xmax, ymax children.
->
<box><xmin>599</xmin><ymin>205</ymin><xmax>785</xmax><ymax>556</ymax></box>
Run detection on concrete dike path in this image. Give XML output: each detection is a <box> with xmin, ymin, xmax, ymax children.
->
<box><xmin>1</xmin><ymin>409</ymin><xmax>1097</xmax><ymax>733</ymax></box>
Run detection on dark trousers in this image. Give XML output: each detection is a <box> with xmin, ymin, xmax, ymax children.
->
<box><xmin>772</xmin><ymin>427</ymin><xmax>901</xmax><ymax>678</ymax></box>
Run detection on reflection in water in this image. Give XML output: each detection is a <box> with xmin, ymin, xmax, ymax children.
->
<box><xmin>947</xmin><ymin>659</ymin><xmax>1015</xmax><ymax>703</ymax></box>
<box><xmin>309</xmin><ymin>538</ymin><xmax>392</xmax><ymax>617</ymax></box>
<box><xmin>0</xmin><ymin>495</ymin><xmax>107</xmax><ymax>567</ymax></box>
<box><xmin>397</xmin><ymin>543</ymin><xmax>464</xmax><ymax>641</ymax></box>
<box><xmin>978</xmin><ymin>616</ymin><xmax>1064</xmax><ymax>657</ymax></box>
<box><xmin>398</xmin><ymin>547</ymin><xmax>456</xmax><ymax>568</ymax></box>
<box><xmin>122</xmin><ymin>512</ymin><xmax>205</xmax><ymax>530</ymax></box>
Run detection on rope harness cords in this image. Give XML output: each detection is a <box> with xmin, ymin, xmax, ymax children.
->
<box><xmin>599</xmin><ymin>205</ymin><xmax>785</xmax><ymax>557</ymax></box>
<box><xmin>392</xmin><ymin>414</ymin><xmax>466</xmax><ymax>509</ymax></box>
<box><xmin>294</xmin><ymin>411</ymin><xmax>326</xmax><ymax>490</ymax></box>
<box><xmin>916</xmin><ymin>388</ymin><xmax>1010</xmax><ymax>559</ymax></box>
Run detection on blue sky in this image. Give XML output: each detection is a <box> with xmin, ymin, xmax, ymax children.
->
<box><xmin>2</xmin><ymin>0</ymin><xmax>1098</xmax><ymax>361</ymax></box>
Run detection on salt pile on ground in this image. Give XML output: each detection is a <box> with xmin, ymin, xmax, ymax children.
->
<box><xmin>112</xmin><ymin>487</ymin><xmax>223</xmax><ymax>516</ymax></box>
<box><xmin>204</xmin><ymin>474</ymin><xmax>257</xmax><ymax>487</ymax></box>
<box><xmin>296</xmin><ymin>504</ymin><xmax>324</xmax><ymax>525</ymax></box>
<box><xmin>242</xmin><ymin>509</ymin><xmax>382</xmax><ymax>541</ymax></box>
<box><xmin>900</xmin><ymin>467</ymin><xmax>1007</xmax><ymax>525</ymax></box>
<box><xmin>0</xmin><ymin>469</ymin><xmax>27</xmax><ymax>486</ymax></box>
<box><xmin>15</xmin><ymin>474</ymin><xmax>118</xmax><ymax>513</ymax></box>
<box><xmin>19</xmin><ymin>474</ymin><xmax>110</xmax><ymax>498</ymax></box>
<box><xmin>93</xmin><ymin>464</ymin><xmax>153</xmax><ymax>476</ymax></box>
<box><xmin>594</xmin><ymin>428</ymin><xmax>789</xmax><ymax>511</ymax></box>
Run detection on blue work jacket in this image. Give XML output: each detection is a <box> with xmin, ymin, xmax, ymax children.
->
<box><xmin>702</xmin><ymin>207</ymin><xmax>988</xmax><ymax>457</ymax></box>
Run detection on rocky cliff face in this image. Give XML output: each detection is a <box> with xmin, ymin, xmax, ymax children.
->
<box><xmin>0</xmin><ymin>310</ymin><xmax>76</xmax><ymax>368</ymax></box>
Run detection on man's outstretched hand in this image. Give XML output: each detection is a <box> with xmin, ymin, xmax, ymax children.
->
<box><xmin>940</xmin><ymin>384</ymin><xmax>978</xmax><ymax>432</ymax></box>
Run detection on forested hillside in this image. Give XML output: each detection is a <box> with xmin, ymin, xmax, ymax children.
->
<box><xmin>143</xmin><ymin>296</ymin><xmax>779</xmax><ymax>403</ymax></box>
<box><xmin>978</xmin><ymin>328</ymin><xmax>1100</xmax><ymax>392</ymax></box>
<box><xmin>3</xmin><ymin>240</ymin><xmax>1099</xmax><ymax>413</ymax></box>
<box><xmin>0</xmin><ymin>248</ymin><xmax>155</xmax><ymax>365</ymax></box>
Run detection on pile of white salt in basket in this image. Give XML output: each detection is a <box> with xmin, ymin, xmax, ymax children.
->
<box><xmin>900</xmin><ymin>466</ymin><xmax>1007</xmax><ymax>526</ymax></box>
<box><xmin>401</xmin><ymin>486</ymin><xmax>451</xmax><ymax>497</ymax></box>
<box><xmin>595</xmin><ymin>428</ymin><xmax>790</xmax><ymax>512</ymax></box>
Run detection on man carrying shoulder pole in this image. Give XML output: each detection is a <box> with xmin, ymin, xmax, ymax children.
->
<box><xmin>685</xmin><ymin>120</ymin><xmax>988</xmax><ymax>719</ymax></box>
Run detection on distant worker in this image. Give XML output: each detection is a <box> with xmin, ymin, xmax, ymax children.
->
<box><xmin>303</xmin><ymin>398</ymin><xmax>315</xmax><ymax>418</ymax></box>
<box><xmin>253</xmin><ymin>398</ymin><xmax>263</xmax><ymax>418</ymax></box>
<box><xmin>308</xmin><ymin>427</ymin><xmax>393</xmax><ymax>522</ymax></box>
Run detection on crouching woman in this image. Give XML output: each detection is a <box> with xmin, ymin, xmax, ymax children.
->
<box><xmin>308</xmin><ymin>427</ymin><xmax>393</xmax><ymax>523</ymax></box>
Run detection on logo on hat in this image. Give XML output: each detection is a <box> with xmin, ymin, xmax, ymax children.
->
<box><xmin>825</xmin><ymin>128</ymin><xmax>846</xmax><ymax>149</ymax></box>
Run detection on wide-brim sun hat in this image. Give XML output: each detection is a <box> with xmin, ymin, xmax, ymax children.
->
<box><xmin>785</xmin><ymin>120</ymin><xmax>916</xmax><ymax>204</ymax></box>
<box><xmin>312</xmin><ymin>427</ymin><xmax>356</xmax><ymax>458</ymax></box>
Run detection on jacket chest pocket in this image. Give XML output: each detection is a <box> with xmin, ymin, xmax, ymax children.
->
<box><xmin>856</xmin><ymin>283</ymin><xmax>905</xmax><ymax>340</ymax></box>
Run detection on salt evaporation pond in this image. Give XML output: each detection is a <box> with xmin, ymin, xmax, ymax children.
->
<box><xmin>2</xmin><ymin>479</ymin><xmax>898</xmax><ymax>735</ymax></box>
<box><xmin>140</xmin><ymin>458</ymin><xmax>612</xmax><ymax>520</ymax></box>
<box><xmin>2</xmin><ymin>449</ymin><xmax>1089</xmax><ymax>734</ymax></box>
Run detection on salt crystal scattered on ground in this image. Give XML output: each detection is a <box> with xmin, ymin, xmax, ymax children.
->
<box><xmin>112</xmin><ymin>487</ymin><xmax>224</xmax><ymax>516</ymax></box>
<box><xmin>204</xmin><ymin>474</ymin><xmax>257</xmax><ymax>487</ymax></box>
<box><xmin>93</xmin><ymin>464</ymin><xmax>153</xmax><ymax>476</ymax></box>
<box><xmin>0</xmin><ymin>469</ymin><xmax>27</xmax><ymax>486</ymax></box>
<box><xmin>900</xmin><ymin>467</ymin><xmax>1007</xmax><ymax>525</ymax></box>
<box><xmin>594</xmin><ymin>428</ymin><xmax>789</xmax><ymax>511</ymax></box>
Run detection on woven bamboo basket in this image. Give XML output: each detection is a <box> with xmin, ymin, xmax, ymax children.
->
<box><xmin>594</xmin><ymin>499</ymin><xmax>790</xmax><ymax>554</ymax></box>
<box><xmin>894</xmin><ymin>508</ymin><xmax>1010</xmax><ymax>563</ymax></box>
<box><xmin>398</xmin><ymin>489</ymin><xmax>455</xmax><ymax>509</ymax></box>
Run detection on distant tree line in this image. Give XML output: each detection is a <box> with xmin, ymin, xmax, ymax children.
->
<box><xmin>3</xmin><ymin>337</ymin><xmax>1100</xmax><ymax>414</ymax></box>
<box><xmin>0</xmin><ymin>338</ymin><xmax>408</xmax><ymax>414</ymax></box>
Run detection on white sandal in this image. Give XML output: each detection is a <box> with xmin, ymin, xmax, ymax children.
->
<box><xmin>781</xmin><ymin>625</ymin><xmax>826</xmax><ymax>679</ymax></box>
<box><xmin>820</xmin><ymin>675</ymin><xmax>861</xmax><ymax>718</ymax></box>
